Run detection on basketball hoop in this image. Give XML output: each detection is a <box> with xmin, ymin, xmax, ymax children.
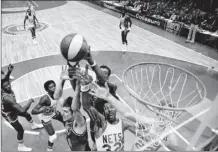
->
<box><xmin>122</xmin><ymin>62</ymin><xmax>207</xmax><ymax>151</ymax></box>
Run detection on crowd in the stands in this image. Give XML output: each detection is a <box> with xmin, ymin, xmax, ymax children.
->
<box><xmin>114</xmin><ymin>0</ymin><xmax>218</xmax><ymax>32</ymax></box>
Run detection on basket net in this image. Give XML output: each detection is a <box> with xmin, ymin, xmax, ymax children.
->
<box><xmin>122</xmin><ymin>62</ymin><xmax>206</xmax><ymax>151</ymax></box>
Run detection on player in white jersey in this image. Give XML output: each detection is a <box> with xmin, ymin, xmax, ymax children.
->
<box><xmin>89</xmin><ymin>82</ymin><xmax>179</xmax><ymax>151</ymax></box>
<box><xmin>119</xmin><ymin>12</ymin><xmax>132</xmax><ymax>52</ymax></box>
<box><xmin>31</xmin><ymin>80</ymin><xmax>64</xmax><ymax>151</ymax></box>
<box><xmin>82</xmin><ymin>87</ymin><xmax>138</xmax><ymax>151</ymax></box>
<box><xmin>24</xmin><ymin>8</ymin><xmax>39</xmax><ymax>44</ymax></box>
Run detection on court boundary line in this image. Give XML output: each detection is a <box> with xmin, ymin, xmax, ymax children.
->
<box><xmin>11</xmin><ymin>65</ymin><xmax>97</xmax><ymax>103</ymax></box>
<box><xmin>4</xmin><ymin>69</ymin><xmax>130</xmax><ymax>136</ymax></box>
<box><xmin>3</xmin><ymin>65</ymin><xmax>97</xmax><ymax>135</ymax></box>
<box><xmin>30</xmin><ymin>1</ymin><xmax>38</xmax><ymax>7</ymax></box>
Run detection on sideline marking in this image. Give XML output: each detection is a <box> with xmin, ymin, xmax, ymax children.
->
<box><xmin>31</xmin><ymin>0</ymin><xmax>38</xmax><ymax>7</ymax></box>
<box><xmin>4</xmin><ymin>120</ymin><xmax>40</xmax><ymax>135</ymax></box>
<box><xmin>11</xmin><ymin>65</ymin><xmax>97</xmax><ymax>103</ymax></box>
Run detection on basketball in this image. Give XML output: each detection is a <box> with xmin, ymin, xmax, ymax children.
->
<box><xmin>60</xmin><ymin>33</ymin><xmax>89</xmax><ymax>62</ymax></box>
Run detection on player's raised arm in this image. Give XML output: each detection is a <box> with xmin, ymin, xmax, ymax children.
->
<box><xmin>24</xmin><ymin>15</ymin><xmax>28</xmax><ymax>29</ymax></box>
<box><xmin>122</xmin><ymin>118</ymin><xmax>151</xmax><ymax>141</ymax></box>
<box><xmin>81</xmin><ymin>83</ymin><xmax>106</xmax><ymax>132</ymax></box>
<box><xmin>53</xmin><ymin>65</ymin><xmax>69</xmax><ymax>100</ymax></box>
<box><xmin>3</xmin><ymin>64</ymin><xmax>14</xmax><ymax>80</ymax></box>
<box><xmin>34</xmin><ymin>15</ymin><xmax>39</xmax><ymax>25</ymax></box>
<box><xmin>85</xmin><ymin>48</ymin><xmax>107</xmax><ymax>85</ymax></box>
<box><xmin>31</xmin><ymin>95</ymin><xmax>48</xmax><ymax>114</ymax></box>
<box><xmin>5</xmin><ymin>95</ymin><xmax>34</xmax><ymax>114</ymax></box>
<box><xmin>71</xmin><ymin>80</ymin><xmax>81</xmax><ymax>111</ymax></box>
<box><xmin>86</xmin><ymin>118</ymin><xmax>97</xmax><ymax>151</ymax></box>
<box><xmin>89</xmin><ymin>82</ymin><xmax>155</xmax><ymax>124</ymax></box>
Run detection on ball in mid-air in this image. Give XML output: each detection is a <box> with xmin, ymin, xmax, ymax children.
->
<box><xmin>60</xmin><ymin>33</ymin><xmax>89</xmax><ymax>62</ymax></box>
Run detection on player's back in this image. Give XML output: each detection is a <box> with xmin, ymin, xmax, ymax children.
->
<box><xmin>95</xmin><ymin>118</ymin><xmax>124</xmax><ymax>151</ymax></box>
<box><xmin>65</xmin><ymin>119</ymin><xmax>90</xmax><ymax>151</ymax></box>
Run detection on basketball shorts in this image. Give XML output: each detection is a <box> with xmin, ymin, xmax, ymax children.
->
<box><xmin>2</xmin><ymin>111</ymin><xmax>18</xmax><ymax>123</ymax></box>
<box><xmin>121</xmin><ymin>27</ymin><xmax>131</xmax><ymax>32</ymax></box>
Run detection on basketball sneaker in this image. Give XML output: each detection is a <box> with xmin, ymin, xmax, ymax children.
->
<box><xmin>31</xmin><ymin>122</ymin><xmax>43</xmax><ymax>130</ymax></box>
<box><xmin>9</xmin><ymin>75</ymin><xmax>15</xmax><ymax>80</ymax></box>
<box><xmin>47</xmin><ymin>148</ymin><xmax>53</xmax><ymax>151</ymax></box>
<box><xmin>33</xmin><ymin>40</ymin><xmax>38</xmax><ymax>44</ymax></box>
<box><xmin>122</xmin><ymin>44</ymin><xmax>127</xmax><ymax>52</ymax></box>
<box><xmin>185</xmin><ymin>39</ymin><xmax>190</xmax><ymax>43</ymax></box>
<box><xmin>18</xmin><ymin>144</ymin><xmax>32</xmax><ymax>151</ymax></box>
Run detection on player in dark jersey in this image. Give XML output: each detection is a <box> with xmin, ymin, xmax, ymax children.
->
<box><xmin>1</xmin><ymin>64</ymin><xmax>43</xmax><ymax>151</ymax></box>
<box><xmin>24</xmin><ymin>8</ymin><xmax>39</xmax><ymax>44</ymax></box>
<box><xmin>2</xmin><ymin>64</ymin><xmax>14</xmax><ymax>80</ymax></box>
<box><xmin>54</xmin><ymin>65</ymin><xmax>94</xmax><ymax>151</ymax></box>
<box><xmin>31</xmin><ymin>79</ymin><xmax>64</xmax><ymax>151</ymax></box>
<box><xmin>119</xmin><ymin>12</ymin><xmax>132</xmax><ymax>51</ymax></box>
<box><xmin>84</xmin><ymin>48</ymin><xmax>119</xmax><ymax>115</ymax></box>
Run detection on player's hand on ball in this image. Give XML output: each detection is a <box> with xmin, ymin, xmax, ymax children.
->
<box><xmin>68</xmin><ymin>63</ymin><xmax>83</xmax><ymax>80</ymax></box>
<box><xmin>89</xmin><ymin>82</ymin><xmax>110</xmax><ymax>100</ymax></box>
<box><xmin>80</xmin><ymin>63</ymin><xmax>93</xmax><ymax>85</ymax></box>
<box><xmin>84</xmin><ymin>46</ymin><xmax>94</xmax><ymax>63</ymax></box>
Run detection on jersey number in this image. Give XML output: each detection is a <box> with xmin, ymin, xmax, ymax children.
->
<box><xmin>135</xmin><ymin>138</ymin><xmax>161</xmax><ymax>151</ymax></box>
<box><xmin>102</xmin><ymin>142</ymin><xmax>122</xmax><ymax>151</ymax></box>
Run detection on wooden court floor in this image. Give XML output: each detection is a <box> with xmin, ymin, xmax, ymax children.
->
<box><xmin>1</xmin><ymin>1</ymin><xmax>218</xmax><ymax>151</ymax></box>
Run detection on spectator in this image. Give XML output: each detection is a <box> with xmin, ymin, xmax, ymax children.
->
<box><xmin>186</xmin><ymin>9</ymin><xmax>201</xmax><ymax>43</ymax></box>
<box><xmin>169</xmin><ymin>12</ymin><xmax>177</xmax><ymax>21</ymax></box>
<box><xmin>210</xmin><ymin>14</ymin><xmax>218</xmax><ymax>32</ymax></box>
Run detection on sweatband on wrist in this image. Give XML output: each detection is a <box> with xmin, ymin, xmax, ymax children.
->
<box><xmin>90</xmin><ymin>61</ymin><xmax>96</xmax><ymax>67</ymax></box>
<box><xmin>80</xmin><ymin>84</ymin><xmax>90</xmax><ymax>92</ymax></box>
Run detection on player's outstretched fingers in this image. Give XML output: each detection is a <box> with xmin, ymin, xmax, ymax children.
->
<box><xmin>90</xmin><ymin>82</ymin><xmax>98</xmax><ymax>91</ymax></box>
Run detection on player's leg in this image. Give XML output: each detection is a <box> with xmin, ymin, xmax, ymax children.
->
<box><xmin>124</xmin><ymin>30</ymin><xmax>130</xmax><ymax>45</ymax></box>
<box><xmin>18</xmin><ymin>112</ymin><xmax>43</xmax><ymax>129</ymax></box>
<box><xmin>121</xmin><ymin>30</ymin><xmax>126</xmax><ymax>51</ymax></box>
<box><xmin>190</xmin><ymin>25</ymin><xmax>198</xmax><ymax>43</ymax></box>
<box><xmin>32</xmin><ymin>27</ymin><xmax>36</xmax><ymax>39</ymax></box>
<box><xmin>121</xmin><ymin>30</ymin><xmax>125</xmax><ymax>44</ymax></box>
<box><xmin>10</xmin><ymin>120</ymin><xmax>32</xmax><ymax>151</ymax></box>
<box><xmin>29</xmin><ymin>27</ymin><xmax>34</xmax><ymax>39</ymax></box>
<box><xmin>123</xmin><ymin>29</ymin><xmax>130</xmax><ymax>51</ymax></box>
<box><xmin>186</xmin><ymin>24</ymin><xmax>194</xmax><ymax>42</ymax></box>
<box><xmin>31</xmin><ymin>27</ymin><xmax>37</xmax><ymax>44</ymax></box>
<box><xmin>42</xmin><ymin>120</ymin><xmax>57</xmax><ymax>151</ymax></box>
